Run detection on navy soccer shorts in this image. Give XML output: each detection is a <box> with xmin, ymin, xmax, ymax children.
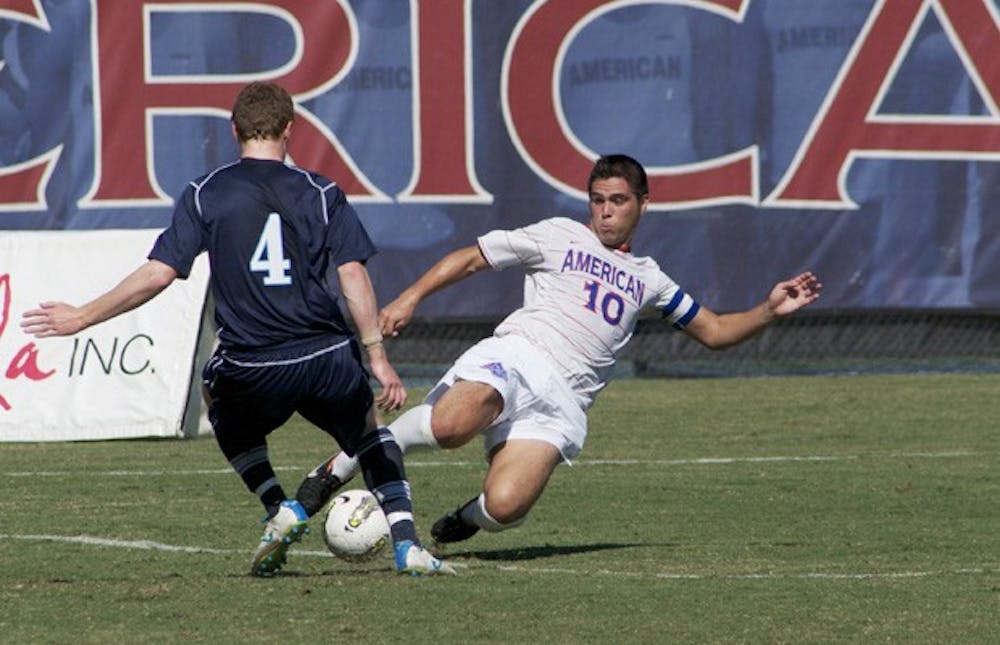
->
<box><xmin>202</xmin><ymin>336</ymin><xmax>374</xmax><ymax>455</ymax></box>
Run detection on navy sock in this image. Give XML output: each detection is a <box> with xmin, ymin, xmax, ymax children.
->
<box><xmin>227</xmin><ymin>444</ymin><xmax>286</xmax><ymax>516</ymax></box>
<box><xmin>356</xmin><ymin>428</ymin><xmax>418</xmax><ymax>544</ymax></box>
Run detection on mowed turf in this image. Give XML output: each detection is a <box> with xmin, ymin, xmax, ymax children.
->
<box><xmin>1</xmin><ymin>373</ymin><xmax>997</xmax><ymax>643</ymax></box>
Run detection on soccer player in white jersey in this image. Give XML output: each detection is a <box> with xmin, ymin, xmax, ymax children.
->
<box><xmin>296</xmin><ymin>154</ymin><xmax>822</xmax><ymax>545</ymax></box>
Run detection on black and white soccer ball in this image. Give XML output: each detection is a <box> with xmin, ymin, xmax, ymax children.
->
<box><xmin>323</xmin><ymin>489</ymin><xmax>390</xmax><ymax>562</ymax></box>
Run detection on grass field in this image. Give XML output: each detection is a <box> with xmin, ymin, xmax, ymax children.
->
<box><xmin>2</xmin><ymin>373</ymin><xmax>998</xmax><ymax>643</ymax></box>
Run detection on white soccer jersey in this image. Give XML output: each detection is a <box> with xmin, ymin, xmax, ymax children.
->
<box><xmin>478</xmin><ymin>217</ymin><xmax>700</xmax><ymax>410</ymax></box>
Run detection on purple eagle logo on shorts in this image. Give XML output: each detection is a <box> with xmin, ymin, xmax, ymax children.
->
<box><xmin>480</xmin><ymin>361</ymin><xmax>508</xmax><ymax>380</ymax></box>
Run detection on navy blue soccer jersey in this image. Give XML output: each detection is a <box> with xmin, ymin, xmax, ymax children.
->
<box><xmin>149</xmin><ymin>158</ymin><xmax>376</xmax><ymax>350</ymax></box>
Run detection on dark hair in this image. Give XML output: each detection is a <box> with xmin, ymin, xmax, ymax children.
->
<box><xmin>587</xmin><ymin>154</ymin><xmax>648</xmax><ymax>196</ymax></box>
<box><xmin>231</xmin><ymin>82</ymin><xmax>294</xmax><ymax>142</ymax></box>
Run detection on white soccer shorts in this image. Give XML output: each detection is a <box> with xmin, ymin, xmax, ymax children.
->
<box><xmin>425</xmin><ymin>334</ymin><xmax>586</xmax><ymax>462</ymax></box>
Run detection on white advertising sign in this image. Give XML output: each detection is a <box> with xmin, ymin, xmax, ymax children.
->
<box><xmin>0</xmin><ymin>230</ymin><xmax>210</xmax><ymax>441</ymax></box>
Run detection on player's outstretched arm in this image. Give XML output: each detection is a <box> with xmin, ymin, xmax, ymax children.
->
<box><xmin>379</xmin><ymin>244</ymin><xmax>490</xmax><ymax>337</ymax></box>
<box><xmin>20</xmin><ymin>260</ymin><xmax>178</xmax><ymax>338</ymax></box>
<box><xmin>683</xmin><ymin>271</ymin><xmax>821</xmax><ymax>349</ymax></box>
<box><xmin>337</xmin><ymin>260</ymin><xmax>406</xmax><ymax>412</ymax></box>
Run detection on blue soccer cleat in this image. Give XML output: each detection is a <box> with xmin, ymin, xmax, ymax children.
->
<box><xmin>393</xmin><ymin>540</ymin><xmax>457</xmax><ymax>576</ymax></box>
<box><xmin>250</xmin><ymin>499</ymin><xmax>310</xmax><ymax>577</ymax></box>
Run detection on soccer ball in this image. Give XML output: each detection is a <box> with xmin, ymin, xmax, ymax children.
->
<box><xmin>323</xmin><ymin>489</ymin><xmax>390</xmax><ymax>562</ymax></box>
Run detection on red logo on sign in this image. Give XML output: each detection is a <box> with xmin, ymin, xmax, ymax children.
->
<box><xmin>0</xmin><ymin>274</ymin><xmax>56</xmax><ymax>411</ymax></box>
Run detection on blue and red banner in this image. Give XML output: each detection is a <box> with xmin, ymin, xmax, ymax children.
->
<box><xmin>1</xmin><ymin>0</ymin><xmax>999</xmax><ymax>314</ymax></box>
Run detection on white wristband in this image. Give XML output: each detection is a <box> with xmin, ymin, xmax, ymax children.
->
<box><xmin>361</xmin><ymin>333</ymin><xmax>383</xmax><ymax>348</ymax></box>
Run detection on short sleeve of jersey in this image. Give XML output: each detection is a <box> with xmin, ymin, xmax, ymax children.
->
<box><xmin>478</xmin><ymin>219</ymin><xmax>555</xmax><ymax>270</ymax></box>
<box><xmin>148</xmin><ymin>183</ymin><xmax>205</xmax><ymax>279</ymax></box>
<box><xmin>652</xmin><ymin>270</ymin><xmax>701</xmax><ymax>330</ymax></box>
<box><xmin>325</xmin><ymin>187</ymin><xmax>377</xmax><ymax>266</ymax></box>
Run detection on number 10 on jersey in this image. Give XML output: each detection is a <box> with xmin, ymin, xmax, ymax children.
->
<box><xmin>583</xmin><ymin>280</ymin><xmax>624</xmax><ymax>325</ymax></box>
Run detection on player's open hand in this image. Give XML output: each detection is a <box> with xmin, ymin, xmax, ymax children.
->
<box><xmin>768</xmin><ymin>272</ymin><xmax>822</xmax><ymax>317</ymax></box>
<box><xmin>20</xmin><ymin>302</ymin><xmax>87</xmax><ymax>338</ymax></box>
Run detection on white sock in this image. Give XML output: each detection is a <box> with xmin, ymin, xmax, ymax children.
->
<box><xmin>460</xmin><ymin>493</ymin><xmax>526</xmax><ymax>532</ymax></box>
<box><xmin>330</xmin><ymin>450</ymin><xmax>360</xmax><ymax>481</ymax></box>
<box><xmin>388</xmin><ymin>404</ymin><xmax>438</xmax><ymax>452</ymax></box>
<box><xmin>329</xmin><ymin>404</ymin><xmax>438</xmax><ymax>482</ymax></box>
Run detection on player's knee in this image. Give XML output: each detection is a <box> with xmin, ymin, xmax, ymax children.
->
<box><xmin>481</xmin><ymin>484</ymin><xmax>531</xmax><ymax>526</ymax></box>
<box><xmin>431</xmin><ymin>415</ymin><xmax>467</xmax><ymax>449</ymax></box>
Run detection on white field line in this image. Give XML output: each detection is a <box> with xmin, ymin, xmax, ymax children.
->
<box><xmin>0</xmin><ymin>450</ymin><xmax>979</xmax><ymax>478</ymax></box>
<box><xmin>491</xmin><ymin>564</ymin><xmax>999</xmax><ymax>581</ymax></box>
<box><xmin>0</xmin><ymin>532</ymin><xmax>995</xmax><ymax>582</ymax></box>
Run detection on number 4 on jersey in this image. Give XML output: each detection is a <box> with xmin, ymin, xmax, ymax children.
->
<box><xmin>249</xmin><ymin>212</ymin><xmax>292</xmax><ymax>286</ymax></box>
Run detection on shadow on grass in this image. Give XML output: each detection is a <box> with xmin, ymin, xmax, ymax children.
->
<box><xmin>247</xmin><ymin>542</ymin><xmax>673</xmax><ymax>578</ymax></box>
<box><xmin>447</xmin><ymin>541</ymin><xmax>670</xmax><ymax>562</ymax></box>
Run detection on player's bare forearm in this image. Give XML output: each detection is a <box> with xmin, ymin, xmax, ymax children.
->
<box><xmin>337</xmin><ymin>261</ymin><xmax>407</xmax><ymax>411</ymax></box>
<box><xmin>405</xmin><ymin>245</ymin><xmax>489</xmax><ymax>304</ymax></box>
<box><xmin>685</xmin><ymin>272</ymin><xmax>821</xmax><ymax>349</ymax></box>
<box><xmin>685</xmin><ymin>305</ymin><xmax>772</xmax><ymax>349</ymax></box>
<box><xmin>380</xmin><ymin>245</ymin><xmax>489</xmax><ymax>336</ymax></box>
<box><xmin>337</xmin><ymin>261</ymin><xmax>382</xmax><ymax>343</ymax></box>
<box><xmin>20</xmin><ymin>260</ymin><xmax>177</xmax><ymax>338</ymax></box>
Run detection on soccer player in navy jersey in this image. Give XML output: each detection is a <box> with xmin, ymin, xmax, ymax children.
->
<box><xmin>298</xmin><ymin>154</ymin><xmax>821</xmax><ymax>547</ymax></box>
<box><xmin>21</xmin><ymin>81</ymin><xmax>453</xmax><ymax>576</ymax></box>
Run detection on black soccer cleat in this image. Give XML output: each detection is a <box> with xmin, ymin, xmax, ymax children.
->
<box><xmin>430</xmin><ymin>502</ymin><xmax>481</xmax><ymax>544</ymax></box>
<box><xmin>295</xmin><ymin>460</ymin><xmax>348</xmax><ymax>517</ymax></box>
